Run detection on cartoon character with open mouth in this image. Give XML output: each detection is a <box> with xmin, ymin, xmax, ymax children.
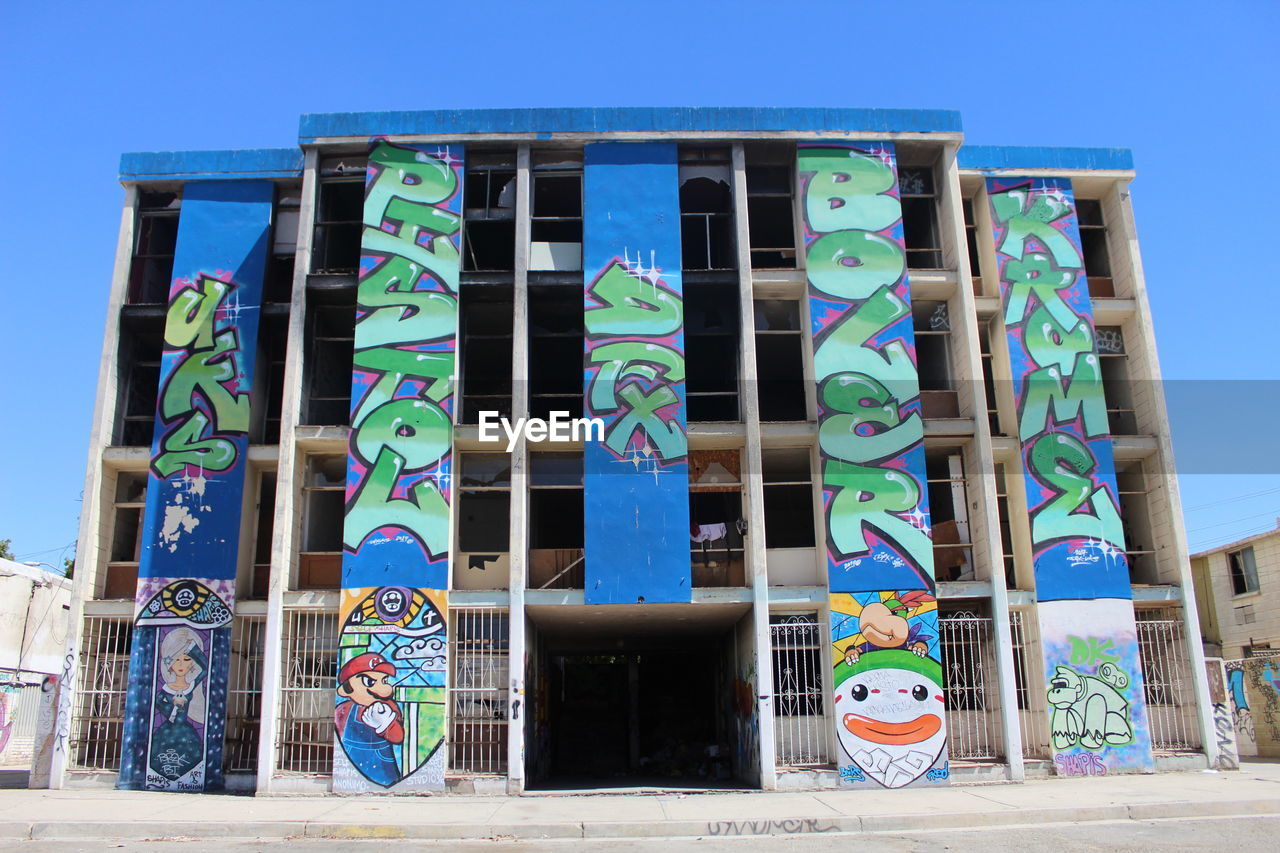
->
<box><xmin>833</xmin><ymin>648</ymin><xmax>947</xmax><ymax>788</ymax></box>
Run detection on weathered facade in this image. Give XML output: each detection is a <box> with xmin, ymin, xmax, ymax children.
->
<box><xmin>53</xmin><ymin>109</ymin><xmax>1216</xmax><ymax>795</ymax></box>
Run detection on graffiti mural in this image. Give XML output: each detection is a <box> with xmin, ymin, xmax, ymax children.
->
<box><xmin>335</xmin><ymin>140</ymin><xmax>463</xmax><ymax>793</ymax></box>
<box><xmin>799</xmin><ymin>142</ymin><xmax>942</xmax><ymax>789</ymax></box>
<box><xmin>830</xmin><ymin>593</ymin><xmax>946</xmax><ymax>788</ymax></box>
<box><xmin>582</xmin><ymin>142</ymin><xmax>690</xmax><ymax>604</ymax></box>
<box><xmin>1038</xmin><ymin>600</ymin><xmax>1153</xmax><ymax>773</ymax></box>
<box><xmin>1223</xmin><ymin>657</ymin><xmax>1280</xmax><ymax>757</ymax></box>
<box><xmin>1225</xmin><ymin>660</ymin><xmax>1256</xmax><ymax>755</ymax></box>
<box><xmin>118</xmin><ymin>181</ymin><xmax>273</xmax><ymax>792</ymax></box>
<box><xmin>1205</xmin><ymin>658</ymin><xmax>1240</xmax><ymax>770</ymax></box>
<box><xmin>985</xmin><ymin>176</ymin><xmax>1153</xmax><ymax>776</ymax></box>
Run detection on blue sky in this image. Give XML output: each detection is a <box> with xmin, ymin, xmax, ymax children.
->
<box><xmin>1</xmin><ymin>0</ymin><xmax>1277</xmax><ymax>565</ymax></box>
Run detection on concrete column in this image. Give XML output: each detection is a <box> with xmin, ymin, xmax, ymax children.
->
<box><xmin>731</xmin><ymin>143</ymin><xmax>777</xmax><ymax>789</ymax></box>
<box><xmin>51</xmin><ymin>185</ymin><xmax>139</xmax><ymax>789</ymax></box>
<box><xmin>505</xmin><ymin>145</ymin><xmax>532</xmax><ymax>793</ymax></box>
<box><xmin>939</xmin><ymin>144</ymin><xmax>1024</xmax><ymax>778</ymax></box>
<box><xmin>256</xmin><ymin>148</ymin><xmax>318</xmax><ymax>793</ymax></box>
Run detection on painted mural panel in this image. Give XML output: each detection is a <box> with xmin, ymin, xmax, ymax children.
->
<box><xmin>799</xmin><ymin>142</ymin><xmax>942</xmax><ymax>789</ymax></box>
<box><xmin>582</xmin><ymin>142</ymin><xmax>690</xmax><ymax>604</ymax></box>
<box><xmin>118</xmin><ymin>181</ymin><xmax>273</xmax><ymax>792</ymax></box>
<box><xmin>1225</xmin><ymin>659</ymin><xmax>1258</xmax><ymax>757</ymax></box>
<box><xmin>1205</xmin><ymin>657</ymin><xmax>1240</xmax><ymax>770</ymax></box>
<box><xmin>986</xmin><ymin>177</ymin><xmax>1128</xmax><ymax>601</ymax></box>
<box><xmin>334</xmin><ymin>140</ymin><xmax>463</xmax><ymax>792</ymax></box>
<box><xmin>1038</xmin><ymin>600</ymin><xmax>1153</xmax><ymax>774</ymax></box>
<box><xmin>1226</xmin><ymin>656</ymin><xmax>1280</xmax><ymax>758</ymax></box>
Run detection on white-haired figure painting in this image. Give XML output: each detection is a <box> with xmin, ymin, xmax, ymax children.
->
<box><xmin>150</xmin><ymin>626</ymin><xmax>208</xmax><ymax>782</ymax></box>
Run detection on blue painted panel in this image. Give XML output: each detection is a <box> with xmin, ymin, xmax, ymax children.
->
<box><xmin>299</xmin><ymin>107</ymin><xmax>963</xmax><ymax>142</ymax></box>
<box><xmin>119</xmin><ymin>180</ymin><xmax>273</xmax><ymax>793</ymax></box>
<box><xmin>582</xmin><ymin>142</ymin><xmax>691</xmax><ymax>604</ymax></box>
<box><xmin>959</xmin><ymin>146</ymin><xmax>1134</xmax><ymax>172</ymax></box>
<box><xmin>120</xmin><ymin>149</ymin><xmax>303</xmax><ymax>181</ymax></box>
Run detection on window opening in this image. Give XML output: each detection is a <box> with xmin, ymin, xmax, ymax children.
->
<box><xmin>745</xmin><ymin>143</ymin><xmax>796</xmax><ymax>269</ymax></box>
<box><xmin>1116</xmin><ymin>459</ymin><xmax>1156</xmax><ymax>584</ymax></box>
<box><xmin>927</xmin><ymin>448</ymin><xmax>972</xmax><ymax>581</ymax></box>
<box><xmin>963</xmin><ymin>197</ymin><xmax>982</xmax><ymax>291</ymax></box>
<box><xmin>299</xmin><ymin>455</ymin><xmax>345</xmax><ymax>590</ymax></box>
<box><xmin>253</xmin><ymin>312</ymin><xmax>288</xmax><ymax>444</ymax></box>
<box><xmin>530</xmin><ymin>150</ymin><xmax>582</xmax><ymax>272</ymax></box>
<box><xmin>457</xmin><ymin>453</ymin><xmax>512</xmax><ymax>555</ymax></box>
<box><xmin>900</xmin><ymin>167</ymin><xmax>942</xmax><ymax>270</ymax></box>
<box><xmin>529</xmin><ymin>451</ymin><xmax>584</xmax><ymax>589</ymax></box>
<box><xmin>754</xmin><ymin>300</ymin><xmax>807</xmax><ymax>421</ymax></box>
<box><xmin>1229</xmin><ymin>546</ymin><xmax>1260</xmax><ymax>596</ymax></box>
<box><xmin>302</xmin><ymin>292</ymin><xmax>354</xmax><ymax>426</ymax></box>
<box><xmin>689</xmin><ymin>449</ymin><xmax>745</xmax><ymax>586</ymax></box>
<box><xmin>128</xmin><ymin>191</ymin><xmax>180</xmax><ymax>304</ymax></box>
<box><xmin>995</xmin><ymin>464</ymin><xmax>1017</xmax><ymax>589</ymax></box>
<box><xmin>979</xmin><ymin>319</ymin><xmax>1002</xmax><ymax>435</ymax></box>
<box><xmin>1096</xmin><ymin>326</ymin><xmax>1136</xmax><ymax>435</ymax></box>
<box><xmin>685</xmin><ymin>283</ymin><xmax>739</xmax><ymax>421</ymax></box>
<box><xmin>914</xmin><ymin>300</ymin><xmax>957</xmax><ymax>419</ymax></box>
<box><xmin>679</xmin><ymin>146</ymin><xmax>735</xmax><ymax>271</ymax></box>
<box><xmin>311</xmin><ymin>156</ymin><xmax>366</xmax><ymax>274</ymax></box>
<box><xmin>116</xmin><ymin>313</ymin><xmax>164</xmax><ymax>446</ymax></box>
<box><xmin>529</xmin><ymin>285</ymin><xmax>583</xmax><ymax>421</ymax></box>
<box><xmin>460</xmin><ymin>285</ymin><xmax>513</xmax><ymax>423</ymax></box>
<box><xmin>249</xmin><ymin>472</ymin><xmax>276</xmax><ymax>600</ymax></box>
<box><xmin>762</xmin><ymin>448</ymin><xmax>815</xmax><ymax>549</ymax></box>
<box><xmin>1076</xmin><ymin>198</ymin><xmax>1114</xmax><ymax>297</ymax></box>
<box><xmin>104</xmin><ymin>472</ymin><xmax>147</xmax><ymax>599</ymax></box>
<box><xmin>463</xmin><ymin>150</ymin><xmax>516</xmax><ymax>271</ymax></box>
<box><xmin>264</xmin><ymin>184</ymin><xmax>301</xmax><ymax>302</ymax></box>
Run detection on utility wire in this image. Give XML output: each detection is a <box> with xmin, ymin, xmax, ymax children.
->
<box><xmin>1184</xmin><ymin>487</ymin><xmax>1280</xmax><ymax>513</ymax></box>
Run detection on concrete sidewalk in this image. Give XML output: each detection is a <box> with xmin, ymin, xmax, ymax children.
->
<box><xmin>1</xmin><ymin>763</ymin><xmax>1278</xmax><ymax>842</ymax></box>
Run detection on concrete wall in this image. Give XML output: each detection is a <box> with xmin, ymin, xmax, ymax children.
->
<box><xmin>0</xmin><ymin>560</ymin><xmax>72</xmax><ymax>677</ymax></box>
<box><xmin>1198</xmin><ymin>531</ymin><xmax>1280</xmax><ymax>660</ymax></box>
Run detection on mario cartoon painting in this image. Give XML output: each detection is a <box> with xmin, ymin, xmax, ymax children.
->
<box><xmin>841</xmin><ymin>591</ymin><xmax>936</xmax><ymax>665</ymax></box>
<box><xmin>334</xmin><ymin>652</ymin><xmax>404</xmax><ymax>788</ymax></box>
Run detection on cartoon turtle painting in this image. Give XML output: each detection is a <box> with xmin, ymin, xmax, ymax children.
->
<box><xmin>833</xmin><ymin>649</ymin><xmax>947</xmax><ymax>788</ymax></box>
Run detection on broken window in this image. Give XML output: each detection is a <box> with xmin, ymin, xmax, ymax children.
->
<box><xmin>311</xmin><ymin>156</ymin><xmax>365</xmax><ymax>274</ymax></box>
<box><xmin>115</xmin><ymin>312</ymin><xmax>164</xmax><ymax>446</ymax></box>
<box><xmin>103</xmin><ymin>471</ymin><xmax>147</xmax><ymax>598</ymax></box>
<box><xmin>460</xmin><ymin>284</ymin><xmax>513</xmax><ymax>423</ymax></box>
<box><xmin>927</xmin><ymin>448</ymin><xmax>972</xmax><ymax>581</ymax></box>
<box><xmin>1097</xmin><ymin>326</ymin><xmax>1137</xmax><ymax>435</ymax></box>
<box><xmin>299</xmin><ymin>455</ymin><xmax>344</xmax><ymax>590</ymax></box>
<box><xmin>679</xmin><ymin>146</ymin><xmax>736</xmax><ymax>270</ymax></box>
<box><xmin>963</xmin><ymin>197</ymin><xmax>982</xmax><ymax>292</ymax></box>
<box><xmin>529</xmin><ymin>452</ymin><xmax>584</xmax><ymax>589</ymax></box>
<box><xmin>128</xmin><ymin>190</ymin><xmax>181</xmax><ymax>304</ymax></box>
<box><xmin>685</xmin><ymin>283</ymin><xmax>739</xmax><ymax>421</ymax></box>
<box><xmin>1077</xmin><ymin>198</ymin><xmax>1114</xmax><ymax>297</ymax></box>
<box><xmin>762</xmin><ymin>448</ymin><xmax>815</xmax><ymax>549</ymax></box>
<box><xmin>529</xmin><ymin>284</ymin><xmax>583</xmax><ymax>420</ymax></box>
<box><xmin>249</xmin><ymin>471</ymin><xmax>276</xmax><ymax>600</ymax></box>
<box><xmin>264</xmin><ymin>184</ymin><xmax>301</xmax><ymax>302</ymax></box>
<box><xmin>745</xmin><ymin>143</ymin><xmax>796</xmax><ymax>269</ymax></box>
<box><xmin>1116</xmin><ymin>459</ymin><xmax>1156</xmax><ymax>584</ymax></box>
<box><xmin>979</xmin><ymin>319</ymin><xmax>1002</xmax><ymax>435</ymax></box>
<box><xmin>900</xmin><ymin>167</ymin><xmax>942</xmax><ymax>270</ymax></box>
<box><xmin>914</xmin><ymin>301</ymin><xmax>957</xmax><ymax>419</ymax></box>
<box><xmin>252</xmin><ymin>312</ymin><xmax>288</xmax><ymax>444</ymax></box>
<box><xmin>995</xmin><ymin>463</ymin><xmax>1017</xmax><ymax>589</ymax></box>
<box><xmin>530</xmin><ymin>150</ymin><xmax>582</xmax><ymax>272</ymax></box>
<box><xmin>1229</xmin><ymin>546</ymin><xmax>1260</xmax><ymax>596</ymax></box>
<box><xmin>754</xmin><ymin>299</ymin><xmax>807</xmax><ymax>421</ymax></box>
<box><xmin>689</xmin><ymin>450</ymin><xmax>745</xmax><ymax>586</ymax></box>
<box><xmin>302</xmin><ymin>291</ymin><xmax>354</xmax><ymax>426</ymax></box>
<box><xmin>457</xmin><ymin>453</ymin><xmax>511</xmax><ymax>553</ymax></box>
<box><xmin>463</xmin><ymin>150</ymin><xmax>516</xmax><ymax>271</ymax></box>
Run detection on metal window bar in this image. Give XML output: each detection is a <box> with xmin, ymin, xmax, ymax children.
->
<box><xmin>1136</xmin><ymin>612</ymin><xmax>1202</xmax><ymax>751</ymax></box>
<box><xmin>225</xmin><ymin>615</ymin><xmax>266</xmax><ymax>773</ymax></box>
<box><xmin>70</xmin><ymin>616</ymin><xmax>133</xmax><ymax>771</ymax></box>
<box><xmin>769</xmin><ymin>614</ymin><xmax>828</xmax><ymax>767</ymax></box>
<box><xmin>1009</xmin><ymin>610</ymin><xmax>1048</xmax><ymax>758</ymax></box>
<box><xmin>276</xmin><ymin>609</ymin><xmax>338</xmax><ymax>774</ymax></box>
<box><xmin>448</xmin><ymin>608</ymin><xmax>509</xmax><ymax>775</ymax></box>
<box><xmin>939</xmin><ymin>611</ymin><xmax>1003</xmax><ymax>760</ymax></box>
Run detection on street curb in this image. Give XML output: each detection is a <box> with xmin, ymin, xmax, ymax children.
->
<box><xmin>4</xmin><ymin>798</ymin><xmax>1279</xmax><ymax>841</ymax></box>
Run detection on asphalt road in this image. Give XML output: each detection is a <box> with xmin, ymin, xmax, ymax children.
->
<box><xmin>10</xmin><ymin>814</ymin><xmax>1279</xmax><ymax>851</ymax></box>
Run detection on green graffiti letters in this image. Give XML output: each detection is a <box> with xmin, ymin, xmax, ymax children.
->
<box><xmin>343</xmin><ymin>142</ymin><xmax>461</xmax><ymax>561</ymax></box>
<box><xmin>1027</xmin><ymin>432</ymin><xmax>1124</xmax><ymax>546</ymax></box>
<box><xmin>152</xmin><ymin>274</ymin><xmax>249</xmax><ymax>478</ymax></box>
<box><xmin>991</xmin><ymin>188</ymin><xmax>1082</xmax><ymax>270</ymax></box>
<box><xmin>801</xmin><ymin>144</ymin><xmax>932</xmax><ymax>578</ymax></box>
<box><xmin>584</xmin><ymin>260</ymin><xmax>687</xmax><ymax>462</ymax></box>
<box><xmin>1068</xmin><ymin>636</ymin><xmax>1120</xmax><ymax>668</ymax></box>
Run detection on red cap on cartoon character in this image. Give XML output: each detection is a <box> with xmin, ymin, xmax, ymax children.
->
<box><xmin>338</xmin><ymin>652</ymin><xmax>396</xmax><ymax>684</ymax></box>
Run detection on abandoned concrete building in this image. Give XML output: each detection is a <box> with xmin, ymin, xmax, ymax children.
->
<box><xmin>52</xmin><ymin>108</ymin><xmax>1219</xmax><ymax>795</ymax></box>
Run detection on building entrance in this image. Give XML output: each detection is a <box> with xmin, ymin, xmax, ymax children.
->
<box><xmin>525</xmin><ymin>602</ymin><xmax>757</xmax><ymax>789</ymax></box>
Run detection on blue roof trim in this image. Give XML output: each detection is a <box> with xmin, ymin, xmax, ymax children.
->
<box><xmin>957</xmin><ymin>145</ymin><xmax>1134</xmax><ymax>172</ymax></box>
<box><xmin>298</xmin><ymin>107</ymin><xmax>963</xmax><ymax>141</ymax></box>
<box><xmin>119</xmin><ymin>149</ymin><xmax>304</xmax><ymax>181</ymax></box>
